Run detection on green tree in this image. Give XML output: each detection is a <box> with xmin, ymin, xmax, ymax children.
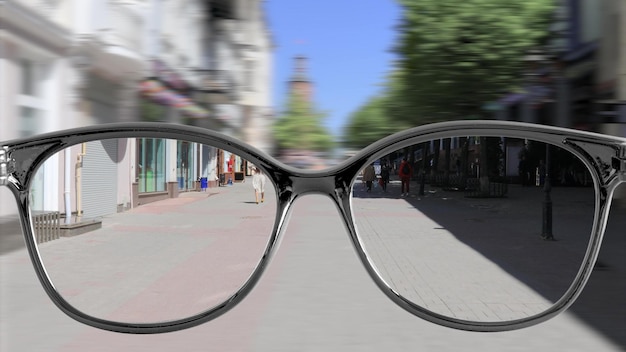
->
<box><xmin>343</xmin><ymin>95</ymin><xmax>409</xmax><ymax>149</ymax></box>
<box><xmin>387</xmin><ymin>0</ymin><xmax>553</xmax><ymax>193</ymax></box>
<box><xmin>390</xmin><ymin>0</ymin><xmax>555</xmax><ymax>125</ymax></box>
<box><xmin>273</xmin><ymin>92</ymin><xmax>335</xmax><ymax>152</ymax></box>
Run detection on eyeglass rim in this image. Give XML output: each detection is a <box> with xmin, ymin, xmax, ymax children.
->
<box><xmin>2</xmin><ymin>120</ymin><xmax>624</xmax><ymax>334</ymax></box>
<box><xmin>339</xmin><ymin>123</ymin><xmax>623</xmax><ymax>333</ymax></box>
<box><xmin>4</xmin><ymin>120</ymin><xmax>625</xmax><ymax>177</ymax></box>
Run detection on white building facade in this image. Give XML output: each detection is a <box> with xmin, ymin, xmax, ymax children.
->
<box><xmin>0</xmin><ymin>0</ymin><xmax>273</xmax><ymax>218</ymax></box>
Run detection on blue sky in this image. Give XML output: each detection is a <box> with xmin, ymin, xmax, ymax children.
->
<box><xmin>265</xmin><ymin>0</ymin><xmax>401</xmax><ymax>139</ymax></box>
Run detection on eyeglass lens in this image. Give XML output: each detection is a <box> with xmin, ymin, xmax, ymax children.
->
<box><xmin>30</xmin><ymin>138</ymin><xmax>277</xmax><ymax>324</ymax></box>
<box><xmin>351</xmin><ymin>135</ymin><xmax>595</xmax><ymax>323</ymax></box>
<box><xmin>29</xmin><ymin>135</ymin><xmax>596</xmax><ymax>325</ymax></box>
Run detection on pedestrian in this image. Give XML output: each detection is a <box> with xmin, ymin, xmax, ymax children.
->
<box><xmin>538</xmin><ymin>159</ymin><xmax>546</xmax><ymax>186</ymax></box>
<box><xmin>518</xmin><ymin>155</ymin><xmax>530</xmax><ymax>186</ymax></box>
<box><xmin>252</xmin><ymin>167</ymin><xmax>267</xmax><ymax>204</ymax></box>
<box><xmin>398</xmin><ymin>157</ymin><xmax>413</xmax><ymax>197</ymax></box>
<box><xmin>380</xmin><ymin>161</ymin><xmax>390</xmax><ymax>192</ymax></box>
<box><xmin>362</xmin><ymin>163</ymin><xmax>376</xmax><ymax>192</ymax></box>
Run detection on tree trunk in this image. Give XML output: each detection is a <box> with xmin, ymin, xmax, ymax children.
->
<box><xmin>460</xmin><ymin>137</ymin><xmax>469</xmax><ymax>190</ymax></box>
<box><xmin>479</xmin><ymin>137</ymin><xmax>490</xmax><ymax>195</ymax></box>
<box><xmin>443</xmin><ymin>138</ymin><xmax>451</xmax><ymax>186</ymax></box>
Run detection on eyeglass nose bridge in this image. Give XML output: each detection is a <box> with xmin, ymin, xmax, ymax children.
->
<box><xmin>284</xmin><ymin>173</ymin><xmax>353</xmax><ymax>201</ymax></box>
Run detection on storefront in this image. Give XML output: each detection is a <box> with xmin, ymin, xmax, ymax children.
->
<box><xmin>135</xmin><ymin>60</ymin><xmax>220</xmax><ymax>202</ymax></box>
<box><xmin>218</xmin><ymin>149</ymin><xmax>247</xmax><ymax>185</ymax></box>
<box><xmin>134</xmin><ymin>138</ymin><xmax>196</xmax><ymax>205</ymax></box>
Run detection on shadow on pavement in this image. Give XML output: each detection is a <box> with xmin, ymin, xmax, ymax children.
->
<box><xmin>569</xmin><ymin>201</ymin><xmax>626</xmax><ymax>349</ymax></box>
<box><xmin>354</xmin><ymin>179</ymin><xmax>625</xmax><ymax>349</ymax></box>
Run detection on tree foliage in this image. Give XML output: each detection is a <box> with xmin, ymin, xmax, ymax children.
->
<box><xmin>273</xmin><ymin>92</ymin><xmax>335</xmax><ymax>152</ymax></box>
<box><xmin>389</xmin><ymin>0</ymin><xmax>555</xmax><ymax>125</ymax></box>
<box><xmin>343</xmin><ymin>95</ymin><xmax>409</xmax><ymax>149</ymax></box>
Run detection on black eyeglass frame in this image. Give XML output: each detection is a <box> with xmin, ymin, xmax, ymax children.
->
<box><xmin>1</xmin><ymin>120</ymin><xmax>625</xmax><ymax>334</ymax></box>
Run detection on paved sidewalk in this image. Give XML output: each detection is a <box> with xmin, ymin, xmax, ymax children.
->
<box><xmin>1</xmin><ymin>180</ymin><xmax>624</xmax><ymax>351</ymax></box>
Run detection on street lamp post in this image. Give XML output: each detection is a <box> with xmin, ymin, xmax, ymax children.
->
<box><xmin>523</xmin><ymin>48</ymin><xmax>556</xmax><ymax>241</ymax></box>
<box><xmin>541</xmin><ymin>145</ymin><xmax>554</xmax><ymax>240</ymax></box>
<box><xmin>419</xmin><ymin>143</ymin><xmax>428</xmax><ymax>196</ymax></box>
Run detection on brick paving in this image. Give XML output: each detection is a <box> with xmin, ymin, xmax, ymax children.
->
<box><xmin>1</xmin><ymin>179</ymin><xmax>624</xmax><ymax>351</ymax></box>
<box><xmin>352</xmin><ymin>182</ymin><xmax>596</xmax><ymax>322</ymax></box>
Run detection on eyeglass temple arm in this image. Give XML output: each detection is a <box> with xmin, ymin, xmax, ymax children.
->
<box><xmin>0</xmin><ymin>147</ymin><xmax>9</xmax><ymax>187</ymax></box>
<box><xmin>564</xmin><ymin>139</ymin><xmax>625</xmax><ymax>186</ymax></box>
<box><xmin>617</xmin><ymin>142</ymin><xmax>626</xmax><ymax>183</ymax></box>
<box><xmin>1</xmin><ymin>143</ymin><xmax>62</xmax><ymax>190</ymax></box>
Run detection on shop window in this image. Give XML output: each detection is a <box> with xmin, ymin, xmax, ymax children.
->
<box><xmin>177</xmin><ymin>141</ymin><xmax>194</xmax><ymax>191</ymax></box>
<box><xmin>137</xmin><ymin>138</ymin><xmax>166</xmax><ymax>193</ymax></box>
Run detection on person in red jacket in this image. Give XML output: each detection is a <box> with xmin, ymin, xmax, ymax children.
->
<box><xmin>398</xmin><ymin>157</ymin><xmax>413</xmax><ymax>197</ymax></box>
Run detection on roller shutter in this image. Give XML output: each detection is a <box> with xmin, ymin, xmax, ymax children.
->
<box><xmin>81</xmin><ymin>139</ymin><xmax>118</xmax><ymax>219</ymax></box>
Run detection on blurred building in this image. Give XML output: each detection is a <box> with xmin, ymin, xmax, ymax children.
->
<box><xmin>492</xmin><ymin>0</ymin><xmax>625</xmax><ymax>202</ymax></box>
<box><xmin>0</xmin><ymin>0</ymin><xmax>273</xmax><ymax>217</ymax></box>
<box><xmin>595</xmin><ymin>0</ymin><xmax>626</xmax><ymax>138</ymax></box>
<box><xmin>494</xmin><ymin>0</ymin><xmax>625</xmax><ymax>137</ymax></box>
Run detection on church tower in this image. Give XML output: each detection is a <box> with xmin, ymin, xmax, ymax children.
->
<box><xmin>289</xmin><ymin>55</ymin><xmax>313</xmax><ymax>102</ymax></box>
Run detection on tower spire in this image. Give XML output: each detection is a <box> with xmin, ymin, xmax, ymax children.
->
<box><xmin>289</xmin><ymin>55</ymin><xmax>313</xmax><ymax>102</ymax></box>
<box><xmin>291</xmin><ymin>55</ymin><xmax>309</xmax><ymax>82</ymax></box>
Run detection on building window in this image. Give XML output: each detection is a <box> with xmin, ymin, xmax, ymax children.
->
<box><xmin>18</xmin><ymin>58</ymin><xmax>45</xmax><ymax>137</ymax></box>
<box><xmin>20</xmin><ymin>59</ymin><xmax>36</xmax><ymax>96</ymax></box>
<box><xmin>137</xmin><ymin>138</ymin><xmax>166</xmax><ymax>193</ymax></box>
<box><xmin>19</xmin><ymin>107</ymin><xmax>40</xmax><ymax>138</ymax></box>
<box><xmin>245</xmin><ymin>60</ymin><xmax>254</xmax><ymax>91</ymax></box>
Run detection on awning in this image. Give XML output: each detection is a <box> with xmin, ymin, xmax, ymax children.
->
<box><xmin>140</xmin><ymin>80</ymin><xmax>209</xmax><ymax>118</ymax></box>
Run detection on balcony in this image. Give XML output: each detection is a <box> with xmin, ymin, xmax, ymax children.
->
<box><xmin>69</xmin><ymin>0</ymin><xmax>144</xmax><ymax>74</ymax></box>
<box><xmin>216</xmin><ymin>19</ymin><xmax>245</xmax><ymax>45</ymax></box>
<box><xmin>98</xmin><ymin>1</ymin><xmax>143</xmax><ymax>57</ymax></box>
<box><xmin>3</xmin><ymin>0</ymin><xmax>72</xmax><ymax>48</ymax></box>
<box><xmin>193</xmin><ymin>69</ymin><xmax>238</xmax><ymax>104</ymax></box>
<box><xmin>13</xmin><ymin>0</ymin><xmax>57</xmax><ymax>17</ymax></box>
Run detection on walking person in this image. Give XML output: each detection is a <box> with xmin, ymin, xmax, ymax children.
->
<box><xmin>362</xmin><ymin>163</ymin><xmax>376</xmax><ymax>192</ymax></box>
<box><xmin>398</xmin><ymin>157</ymin><xmax>413</xmax><ymax>197</ymax></box>
<box><xmin>518</xmin><ymin>155</ymin><xmax>530</xmax><ymax>187</ymax></box>
<box><xmin>252</xmin><ymin>167</ymin><xmax>267</xmax><ymax>204</ymax></box>
<box><xmin>538</xmin><ymin>159</ymin><xmax>546</xmax><ymax>186</ymax></box>
<box><xmin>380</xmin><ymin>161</ymin><xmax>390</xmax><ymax>192</ymax></box>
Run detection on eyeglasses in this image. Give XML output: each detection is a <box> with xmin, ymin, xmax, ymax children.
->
<box><xmin>1</xmin><ymin>120</ymin><xmax>624</xmax><ymax>334</ymax></box>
